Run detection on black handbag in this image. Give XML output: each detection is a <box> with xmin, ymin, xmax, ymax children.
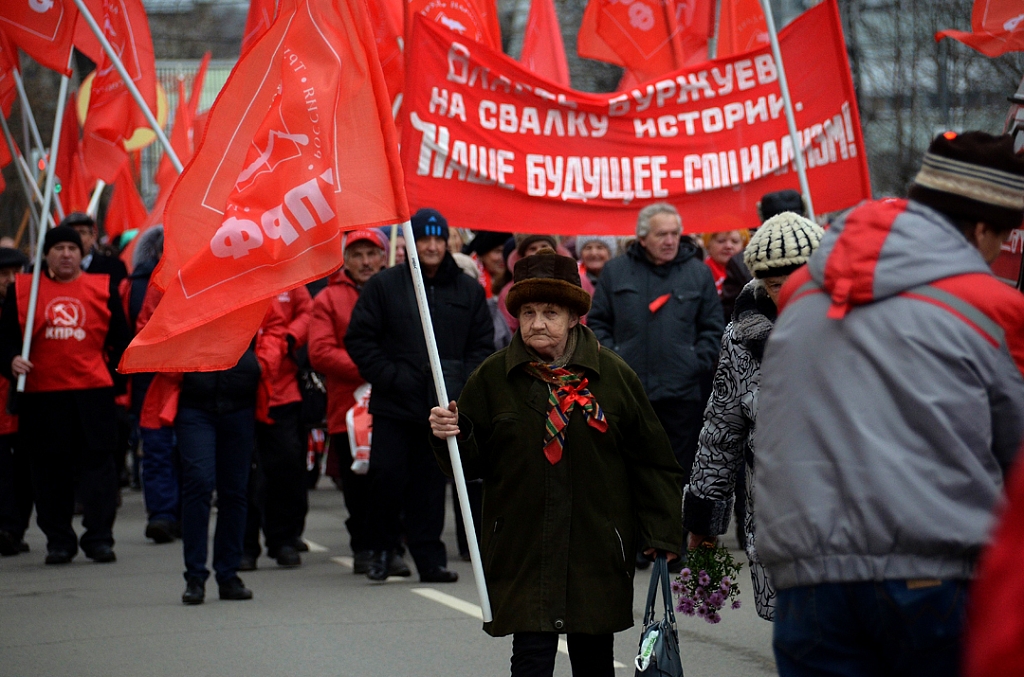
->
<box><xmin>634</xmin><ymin>555</ymin><xmax>684</xmax><ymax>677</ymax></box>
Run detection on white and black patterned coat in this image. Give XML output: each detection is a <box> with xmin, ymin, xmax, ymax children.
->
<box><xmin>683</xmin><ymin>280</ymin><xmax>777</xmax><ymax>621</ymax></box>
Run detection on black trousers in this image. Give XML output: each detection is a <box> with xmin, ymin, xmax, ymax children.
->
<box><xmin>329</xmin><ymin>433</ymin><xmax>373</xmax><ymax>554</ymax></box>
<box><xmin>366</xmin><ymin>415</ymin><xmax>447</xmax><ymax>573</ymax></box>
<box><xmin>650</xmin><ymin>397</ymin><xmax>704</xmax><ymax>490</ymax></box>
<box><xmin>21</xmin><ymin>393</ymin><xmax>118</xmax><ymax>555</ymax></box>
<box><xmin>510</xmin><ymin>632</ymin><xmax>614</xmax><ymax>677</ymax></box>
<box><xmin>246</xmin><ymin>403</ymin><xmax>309</xmax><ymax>554</ymax></box>
<box><xmin>0</xmin><ymin>433</ymin><xmax>32</xmax><ymax>540</ymax></box>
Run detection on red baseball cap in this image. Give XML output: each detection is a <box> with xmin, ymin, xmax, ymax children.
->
<box><xmin>344</xmin><ymin>229</ymin><xmax>385</xmax><ymax>251</ymax></box>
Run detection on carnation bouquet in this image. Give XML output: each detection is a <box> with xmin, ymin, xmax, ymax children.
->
<box><xmin>672</xmin><ymin>543</ymin><xmax>742</xmax><ymax>624</ymax></box>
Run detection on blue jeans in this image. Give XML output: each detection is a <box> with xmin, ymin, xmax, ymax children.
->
<box><xmin>774</xmin><ymin>580</ymin><xmax>968</xmax><ymax>677</ymax></box>
<box><xmin>176</xmin><ymin>407</ymin><xmax>254</xmax><ymax>585</ymax></box>
<box><xmin>141</xmin><ymin>426</ymin><xmax>179</xmax><ymax>524</ymax></box>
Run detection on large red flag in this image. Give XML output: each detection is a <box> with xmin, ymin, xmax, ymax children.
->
<box><xmin>579</xmin><ymin>0</ymin><xmax>712</xmax><ymax>81</ymax></box>
<box><xmin>153</xmin><ymin>78</ymin><xmax>193</xmax><ymax>196</ymax></box>
<box><xmin>367</xmin><ymin>0</ymin><xmax>404</xmax><ymax>105</ymax></box>
<box><xmin>715</xmin><ymin>0</ymin><xmax>768</xmax><ymax>58</ymax></box>
<box><xmin>104</xmin><ymin>163</ymin><xmax>145</xmax><ymax>240</ymax></box>
<box><xmin>408</xmin><ymin>0</ymin><xmax>502</xmax><ymax>50</ymax></box>
<box><xmin>520</xmin><ymin>0</ymin><xmax>570</xmax><ymax>87</ymax></box>
<box><xmin>241</xmin><ymin>0</ymin><xmax>277</xmax><ymax>54</ymax></box>
<box><xmin>80</xmin><ymin>0</ymin><xmax>158</xmax><ymax>183</ymax></box>
<box><xmin>0</xmin><ymin>0</ymin><xmax>77</xmax><ymax>75</ymax></box>
<box><xmin>937</xmin><ymin>0</ymin><xmax>1024</xmax><ymax>57</ymax></box>
<box><xmin>121</xmin><ymin>0</ymin><xmax>409</xmax><ymax>373</ymax></box>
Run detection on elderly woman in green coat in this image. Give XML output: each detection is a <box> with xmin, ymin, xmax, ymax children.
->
<box><xmin>429</xmin><ymin>250</ymin><xmax>683</xmax><ymax>677</ymax></box>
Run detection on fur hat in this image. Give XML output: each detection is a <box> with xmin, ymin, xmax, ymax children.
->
<box><xmin>908</xmin><ymin>130</ymin><xmax>1024</xmax><ymax>232</ymax></box>
<box><xmin>506</xmin><ymin>250</ymin><xmax>591</xmax><ymax>318</ymax></box>
<box><xmin>0</xmin><ymin>248</ymin><xmax>27</xmax><ymax>270</ymax></box>
<box><xmin>514</xmin><ymin>233</ymin><xmax>558</xmax><ymax>257</ymax></box>
<box><xmin>757</xmin><ymin>190</ymin><xmax>806</xmax><ymax>222</ymax></box>
<box><xmin>43</xmin><ymin>225</ymin><xmax>83</xmax><ymax>255</ymax></box>
<box><xmin>743</xmin><ymin>213</ymin><xmax>824</xmax><ymax>279</ymax></box>
<box><xmin>410</xmin><ymin>208</ymin><xmax>449</xmax><ymax>242</ymax></box>
<box><xmin>575</xmin><ymin>235</ymin><xmax>619</xmax><ymax>256</ymax></box>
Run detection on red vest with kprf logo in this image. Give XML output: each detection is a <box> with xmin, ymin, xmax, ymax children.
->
<box><xmin>16</xmin><ymin>273</ymin><xmax>113</xmax><ymax>393</ymax></box>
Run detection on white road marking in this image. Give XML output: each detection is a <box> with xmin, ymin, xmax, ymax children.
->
<box><xmin>411</xmin><ymin>588</ymin><xmax>626</xmax><ymax>669</ymax></box>
<box><xmin>302</xmin><ymin>539</ymin><xmax>328</xmax><ymax>552</ymax></box>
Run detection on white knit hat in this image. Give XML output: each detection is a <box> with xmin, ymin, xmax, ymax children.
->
<box><xmin>743</xmin><ymin>212</ymin><xmax>824</xmax><ymax>278</ymax></box>
<box><xmin>575</xmin><ymin>235</ymin><xmax>619</xmax><ymax>256</ymax></box>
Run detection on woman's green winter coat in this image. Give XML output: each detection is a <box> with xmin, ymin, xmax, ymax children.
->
<box><xmin>432</xmin><ymin>325</ymin><xmax>684</xmax><ymax>637</ymax></box>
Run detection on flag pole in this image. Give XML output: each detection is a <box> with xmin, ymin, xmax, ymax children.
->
<box><xmin>72</xmin><ymin>0</ymin><xmax>184</xmax><ymax>174</ymax></box>
<box><xmin>757</xmin><ymin>0</ymin><xmax>815</xmax><ymax>219</ymax></box>
<box><xmin>18</xmin><ymin>51</ymin><xmax>75</xmax><ymax>393</ymax></box>
<box><xmin>402</xmin><ymin>220</ymin><xmax>493</xmax><ymax>623</ymax></box>
<box><xmin>0</xmin><ymin>112</ymin><xmax>42</xmax><ymax>235</ymax></box>
<box><xmin>13</xmin><ymin>69</ymin><xmax>66</xmax><ymax>221</ymax></box>
<box><xmin>709</xmin><ymin>0</ymin><xmax>723</xmax><ymax>59</ymax></box>
<box><xmin>388</xmin><ymin>224</ymin><xmax>399</xmax><ymax>267</ymax></box>
<box><xmin>15</xmin><ymin>154</ymin><xmax>59</xmax><ymax>228</ymax></box>
<box><xmin>86</xmin><ymin>180</ymin><xmax>107</xmax><ymax>218</ymax></box>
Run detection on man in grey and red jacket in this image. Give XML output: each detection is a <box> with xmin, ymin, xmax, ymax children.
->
<box><xmin>755</xmin><ymin>131</ymin><xmax>1024</xmax><ymax>677</ymax></box>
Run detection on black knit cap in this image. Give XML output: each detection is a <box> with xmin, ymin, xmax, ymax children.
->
<box><xmin>43</xmin><ymin>225</ymin><xmax>83</xmax><ymax>254</ymax></box>
<box><xmin>506</xmin><ymin>250</ymin><xmax>591</xmax><ymax>318</ymax></box>
<box><xmin>0</xmin><ymin>248</ymin><xmax>27</xmax><ymax>270</ymax></box>
<box><xmin>758</xmin><ymin>190</ymin><xmax>806</xmax><ymax>222</ymax></box>
<box><xmin>908</xmin><ymin>131</ymin><xmax>1024</xmax><ymax>232</ymax></box>
<box><xmin>410</xmin><ymin>208</ymin><xmax>449</xmax><ymax>242</ymax></box>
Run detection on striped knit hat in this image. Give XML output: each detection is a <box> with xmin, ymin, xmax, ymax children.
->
<box><xmin>908</xmin><ymin>131</ymin><xmax>1024</xmax><ymax>232</ymax></box>
<box><xmin>743</xmin><ymin>212</ymin><xmax>824</xmax><ymax>279</ymax></box>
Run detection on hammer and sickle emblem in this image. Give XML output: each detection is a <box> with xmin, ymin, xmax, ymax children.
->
<box><xmin>28</xmin><ymin>0</ymin><xmax>55</xmax><ymax>13</ymax></box>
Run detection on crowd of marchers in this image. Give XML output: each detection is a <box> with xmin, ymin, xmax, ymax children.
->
<box><xmin>1</xmin><ymin>130</ymin><xmax>1024</xmax><ymax>677</ymax></box>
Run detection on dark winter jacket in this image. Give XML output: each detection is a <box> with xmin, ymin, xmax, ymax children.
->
<box><xmin>588</xmin><ymin>240</ymin><xmax>724</xmax><ymax>402</ymax></box>
<box><xmin>433</xmin><ymin>325</ymin><xmax>683</xmax><ymax>637</ymax></box>
<box><xmin>179</xmin><ymin>348</ymin><xmax>261</xmax><ymax>415</ymax></box>
<box><xmin>346</xmin><ymin>252</ymin><xmax>494</xmax><ymax>424</ymax></box>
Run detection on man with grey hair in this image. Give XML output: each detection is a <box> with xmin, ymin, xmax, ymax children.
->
<box><xmin>589</xmin><ymin>203</ymin><xmax>723</xmax><ymax>565</ymax></box>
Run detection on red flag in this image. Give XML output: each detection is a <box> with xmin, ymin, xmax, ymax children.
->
<box><xmin>0</xmin><ymin>0</ymin><xmax>77</xmax><ymax>75</ymax></box>
<box><xmin>187</xmin><ymin>51</ymin><xmax>210</xmax><ymax>117</ymax></box>
<box><xmin>520</xmin><ymin>0</ymin><xmax>570</xmax><ymax>87</ymax></box>
<box><xmin>53</xmin><ymin>97</ymin><xmax>80</xmax><ymax>195</ymax></box>
<box><xmin>715</xmin><ymin>0</ymin><xmax>768</xmax><ymax>58</ymax></box>
<box><xmin>64</xmin><ymin>148</ymin><xmax>95</xmax><ymax>213</ymax></box>
<box><xmin>121</xmin><ymin>0</ymin><xmax>409</xmax><ymax>373</ymax></box>
<box><xmin>936</xmin><ymin>0</ymin><xmax>1024</xmax><ymax>57</ymax></box>
<box><xmin>80</xmin><ymin>0</ymin><xmax>158</xmax><ymax>183</ymax></box>
<box><xmin>367</xmin><ymin>0</ymin><xmax>404</xmax><ymax>104</ymax></box>
<box><xmin>153</xmin><ymin>78</ymin><xmax>193</xmax><ymax>196</ymax></box>
<box><xmin>104</xmin><ymin>163</ymin><xmax>146</xmax><ymax>240</ymax></box>
<box><xmin>408</xmin><ymin>0</ymin><xmax>502</xmax><ymax>50</ymax></box>
<box><xmin>579</xmin><ymin>0</ymin><xmax>712</xmax><ymax>81</ymax></box>
<box><xmin>0</xmin><ymin>31</ymin><xmax>18</xmax><ymax>116</ymax></box>
<box><xmin>241</xmin><ymin>0</ymin><xmax>277</xmax><ymax>54</ymax></box>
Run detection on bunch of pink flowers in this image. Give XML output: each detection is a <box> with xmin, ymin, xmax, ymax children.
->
<box><xmin>672</xmin><ymin>543</ymin><xmax>742</xmax><ymax>624</ymax></box>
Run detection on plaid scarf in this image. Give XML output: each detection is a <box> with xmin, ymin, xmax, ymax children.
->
<box><xmin>523</xmin><ymin>362</ymin><xmax>608</xmax><ymax>464</ymax></box>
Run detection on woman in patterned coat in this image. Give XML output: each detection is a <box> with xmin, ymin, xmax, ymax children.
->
<box><xmin>683</xmin><ymin>213</ymin><xmax>824</xmax><ymax>621</ymax></box>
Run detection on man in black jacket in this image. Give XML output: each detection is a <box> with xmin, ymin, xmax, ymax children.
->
<box><xmin>346</xmin><ymin>208</ymin><xmax>494</xmax><ymax>583</ymax></box>
<box><xmin>589</xmin><ymin>203</ymin><xmax>723</xmax><ymax>515</ymax></box>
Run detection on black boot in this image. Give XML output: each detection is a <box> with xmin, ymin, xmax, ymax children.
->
<box><xmin>366</xmin><ymin>550</ymin><xmax>392</xmax><ymax>582</ymax></box>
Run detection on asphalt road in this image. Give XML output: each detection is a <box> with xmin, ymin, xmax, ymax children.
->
<box><xmin>0</xmin><ymin>480</ymin><xmax>776</xmax><ymax>677</ymax></box>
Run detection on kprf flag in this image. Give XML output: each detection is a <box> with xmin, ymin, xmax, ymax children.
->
<box><xmin>520</xmin><ymin>0</ymin><xmax>570</xmax><ymax>87</ymax></box>
<box><xmin>408</xmin><ymin>0</ymin><xmax>502</xmax><ymax>50</ymax></box>
<box><xmin>121</xmin><ymin>0</ymin><xmax>408</xmax><ymax>373</ymax></box>
<box><xmin>402</xmin><ymin>0</ymin><xmax>869</xmax><ymax>235</ymax></box>
<box><xmin>937</xmin><ymin>0</ymin><xmax>1024</xmax><ymax>57</ymax></box>
<box><xmin>0</xmin><ymin>0</ymin><xmax>78</xmax><ymax>75</ymax></box>
<box><xmin>242</xmin><ymin>0</ymin><xmax>276</xmax><ymax>54</ymax></box>
<box><xmin>578</xmin><ymin>0</ymin><xmax>712</xmax><ymax>82</ymax></box>
<box><xmin>80</xmin><ymin>0</ymin><xmax>158</xmax><ymax>183</ymax></box>
<box><xmin>715</xmin><ymin>0</ymin><xmax>768</xmax><ymax>58</ymax></box>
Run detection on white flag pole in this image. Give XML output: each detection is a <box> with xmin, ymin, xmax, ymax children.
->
<box><xmin>402</xmin><ymin>220</ymin><xmax>493</xmax><ymax>623</ymax></box>
<box><xmin>757</xmin><ymin>0</ymin><xmax>816</xmax><ymax>219</ymax></box>
<box><xmin>0</xmin><ymin>112</ymin><xmax>43</xmax><ymax>233</ymax></box>
<box><xmin>13</xmin><ymin>69</ymin><xmax>66</xmax><ymax>221</ymax></box>
<box><xmin>86</xmin><ymin>180</ymin><xmax>107</xmax><ymax>218</ymax></box>
<box><xmin>18</xmin><ymin>51</ymin><xmax>75</xmax><ymax>393</ymax></box>
<box><xmin>72</xmin><ymin>0</ymin><xmax>184</xmax><ymax>174</ymax></box>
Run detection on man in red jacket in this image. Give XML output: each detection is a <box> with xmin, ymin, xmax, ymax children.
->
<box><xmin>308</xmin><ymin>229</ymin><xmax>409</xmax><ymax>576</ymax></box>
<box><xmin>243</xmin><ymin>286</ymin><xmax>313</xmax><ymax>569</ymax></box>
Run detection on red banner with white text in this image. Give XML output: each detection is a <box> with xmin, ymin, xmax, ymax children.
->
<box><xmin>401</xmin><ymin>0</ymin><xmax>870</xmax><ymax>235</ymax></box>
